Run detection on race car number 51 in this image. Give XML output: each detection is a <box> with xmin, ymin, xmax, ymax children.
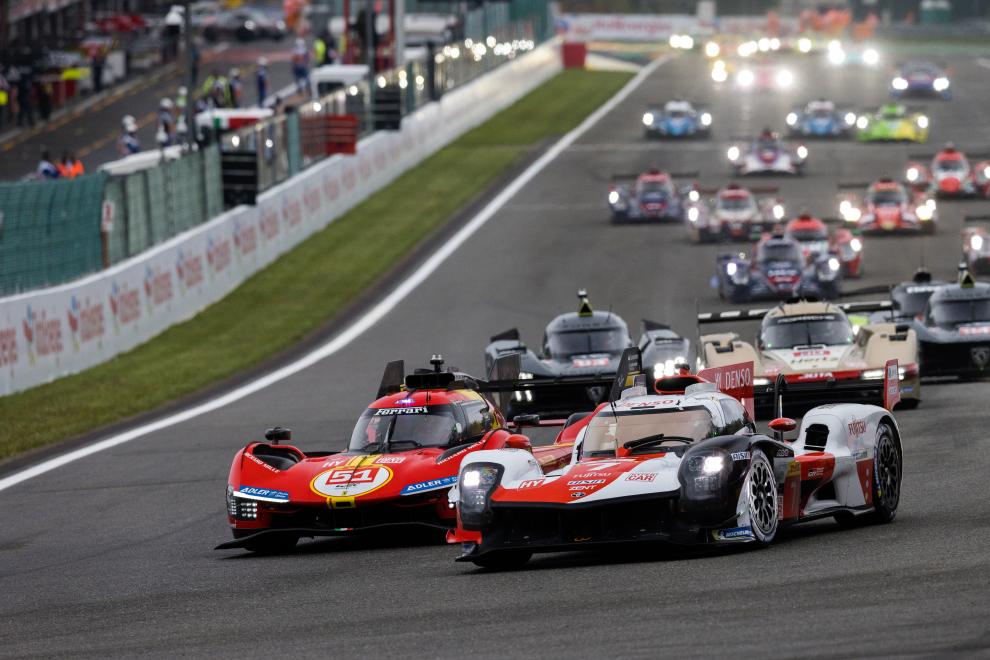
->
<box><xmin>311</xmin><ymin>466</ymin><xmax>393</xmax><ymax>497</ymax></box>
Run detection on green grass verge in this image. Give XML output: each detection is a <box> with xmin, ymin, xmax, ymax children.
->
<box><xmin>0</xmin><ymin>68</ymin><xmax>633</xmax><ymax>461</ymax></box>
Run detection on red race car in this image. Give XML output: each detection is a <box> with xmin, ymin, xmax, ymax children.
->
<box><xmin>784</xmin><ymin>212</ymin><xmax>864</xmax><ymax>278</ymax></box>
<box><xmin>687</xmin><ymin>183</ymin><xmax>785</xmax><ymax>243</ymax></box>
<box><xmin>904</xmin><ymin>144</ymin><xmax>990</xmax><ymax>198</ymax></box>
<box><xmin>837</xmin><ymin>178</ymin><xmax>937</xmax><ymax>235</ymax></box>
<box><xmin>216</xmin><ymin>356</ymin><xmax>580</xmax><ymax>554</ymax></box>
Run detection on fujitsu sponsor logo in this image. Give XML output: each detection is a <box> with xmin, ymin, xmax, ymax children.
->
<box><xmin>206</xmin><ymin>236</ymin><xmax>231</xmax><ymax>275</ymax></box>
<box><xmin>233</xmin><ymin>219</ymin><xmax>257</xmax><ymax>256</ymax></box>
<box><xmin>0</xmin><ymin>327</ymin><xmax>18</xmax><ymax>366</ymax></box>
<box><xmin>847</xmin><ymin>419</ymin><xmax>866</xmax><ymax>437</ymax></box>
<box><xmin>259</xmin><ymin>206</ymin><xmax>280</xmax><ymax>240</ymax></box>
<box><xmin>175</xmin><ymin>250</ymin><xmax>204</xmax><ymax>290</ymax></box>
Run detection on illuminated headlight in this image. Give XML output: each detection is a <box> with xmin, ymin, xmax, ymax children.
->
<box><xmin>842</xmin><ymin>204</ymin><xmax>862</xmax><ymax>223</ymax></box>
<box><xmin>653</xmin><ymin>358</ymin><xmax>683</xmax><ymax>379</ymax></box>
<box><xmin>737</xmin><ymin>42</ymin><xmax>754</xmax><ymax>57</ymax></box>
<box><xmin>775</xmin><ymin>69</ymin><xmax>795</xmax><ymax>88</ymax></box>
<box><xmin>828</xmin><ymin>48</ymin><xmax>845</xmax><ymax>65</ymax></box>
<box><xmin>770</xmin><ymin>38</ymin><xmax>781</xmax><ymax>51</ymax></box>
<box><xmin>458</xmin><ymin>464</ymin><xmax>502</xmax><ymax>526</ymax></box>
<box><xmin>917</xmin><ymin>115</ymin><xmax>929</xmax><ymax>129</ymax></box>
<box><xmin>933</xmin><ymin>77</ymin><xmax>949</xmax><ymax>91</ymax></box>
<box><xmin>850</xmin><ymin>237</ymin><xmax>863</xmax><ymax>252</ymax></box>
<box><xmin>726</xmin><ymin>262</ymin><xmax>738</xmax><ymax>276</ymax></box>
<box><xmin>926</xmin><ymin>199</ymin><xmax>937</xmax><ymax>210</ymax></box>
<box><xmin>689</xmin><ymin>189</ymin><xmax>700</xmax><ymax>202</ymax></box>
<box><xmin>514</xmin><ymin>371</ymin><xmax>534</xmax><ymax>402</ymax></box>
<box><xmin>906</xmin><ymin>166</ymin><xmax>920</xmax><ymax>182</ymax></box>
<box><xmin>828</xmin><ymin>257</ymin><xmax>841</xmax><ymax>272</ymax></box>
<box><xmin>712</xmin><ymin>67</ymin><xmax>728</xmax><ymax>83</ymax></box>
<box><xmin>642</xmin><ymin>112</ymin><xmax>654</xmax><ymax>126</ymax></box>
<box><xmin>668</xmin><ymin>35</ymin><xmax>679</xmax><ymax>49</ymax></box>
<box><xmin>972</xmin><ymin>234</ymin><xmax>985</xmax><ymax>251</ymax></box>
<box><xmin>856</xmin><ymin>115</ymin><xmax>869</xmax><ymax>129</ymax></box>
<box><xmin>688</xmin><ymin>206</ymin><xmax>700</xmax><ymax>222</ymax></box>
<box><xmin>827</xmin><ymin>39</ymin><xmax>841</xmax><ymax>52</ymax></box>
<box><xmin>773</xmin><ymin>204</ymin><xmax>785</xmax><ymax>219</ymax></box>
<box><xmin>753</xmin><ymin>377</ymin><xmax>770</xmax><ymax>387</ymax></box>
<box><xmin>226</xmin><ymin>484</ymin><xmax>237</xmax><ymax>517</ymax></box>
<box><xmin>700</xmin><ymin>112</ymin><xmax>712</xmax><ymax>126</ymax></box>
<box><xmin>798</xmin><ymin>37</ymin><xmax>812</xmax><ymax>53</ymax></box>
<box><xmin>705</xmin><ymin>41</ymin><xmax>720</xmax><ymax>58</ymax></box>
<box><xmin>758</xmin><ymin>38</ymin><xmax>770</xmax><ymax>52</ymax></box>
<box><xmin>892</xmin><ymin>77</ymin><xmax>908</xmax><ymax>91</ymax></box>
<box><xmin>608</xmin><ymin>190</ymin><xmax>620</xmax><ymax>205</ymax></box>
<box><xmin>737</xmin><ymin>69</ymin><xmax>755</xmax><ymax>88</ymax></box>
<box><xmin>682</xmin><ymin>35</ymin><xmax>694</xmax><ymax>49</ymax></box>
<box><xmin>916</xmin><ymin>204</ymin><xmax>933</xmax><ymax>221</ymax></box>
<box><xmin>518</xmin><ymin>371</ymin><xmax>534</xmax><ymax>380</ymax></box>
<box><xmin>863</xmin><ymin>48</ymin><xmax>879</xmax><ymax>65</ymax></box>
<box><xmin>702</xmin><ymin>456</ymin><xmax>725</xmax><ymax>473</ymax></box>
<box><xmin>796</xmin><ymin>145</ymin><xmax>809</xmax><ymax>160</ymax></box>
<box><xmin>786</xmin><ymin>112</ymin><xmax>798</xmax><ymax>126</ymax></box>
<box><xmin>862</xmin><ymin>368</ymin><xmax>884</xmax><ymax>380</ymax></box>
<box><xmin>727</xmin><ymin>146</ymin><xmax>741</xmax><ymax>161</ymax></box>
<box><xmin>844</xmin><ymin>112</ymin><xmax>857</xmax><ymax>125</ymax></box>
<box><xmin>983</xmin><ymin>166</ymin><xmax>990</xmax><ymax>179</ymax></box>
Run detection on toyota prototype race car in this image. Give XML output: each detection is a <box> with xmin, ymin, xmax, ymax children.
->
<box><xmin>447</xmin><ymin>347</ymin><xmax>904</xmax><ymax>569</ymax></box>
<box><xmin>837</xmin><ymin>178</ymin><xmax>937</xmax><ymax>234</ymax></box>
<box><xmin>216</xmin><ymin>355</ymin><xmax>578</xmax><ymax>554</ymax></box>
<box><xmin>607</xmin><ymin>168</ymin><xmax>699</xmax><ymax>222</ymax></box>
<box><xmin>686</xmin><ymin>183</ymin><xmax>785</xmax><ymax>243</ymax></box>
<box><xmin>485</xmin><ymin>290</ymin><xmax>694</xmax><ymax>420</ymax></box>
<box><xmin>784</xmin><ymin>212</ymin><xmax>864</xmax><ymax>278</ymax></box>
<box><xmin>713</xmin><ymin>233</ymin><xmax>843</xmax><ymax>303</ymax></box>
<box><xmin>911</xmin><ymin>269</ymin><xmax>990</xmax><ymax>379</ymax></box>
<box><xmin>698</xmin><ymin>300</ymin><xmax>921</xmax><ymax>412</ymax></box>
<box><xmin>855</xmin><ymin>103</ymin><xmax>929</xmax><ymax>143</ymax></box>
<box><xmin>642</xmin><ymin>100</ymin><xmax>712</xmax><ymax>138</ymax></box>
<box><xmin>904</xmin><ymin>145</ymin><xmax>990</xmax><ymax>198</ymax></box>
<box><xmin>727</xmin><ymin>130</ymin><xmax>808</xmax><ymax>176</ymax></box>
<box><xmin>786</xmin><ymin>99</ymin><xmax>857</xmax><ymax>138</ymax></box>
<box><xmin>890</xmin><ymin>61</ymin><xmax>951</xmax><ymax>100</ymax></box>
<box><xmin>963</xmin><ymin>217</ymin><xmax>990</xmax><ymax>276</ymax></box>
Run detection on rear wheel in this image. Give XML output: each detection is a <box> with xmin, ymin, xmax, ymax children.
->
<box><xmin>746</xmin><ymin>451</ymin><xmax>779</xmax><ymax>546</ymax></box>
<box><xmin>243</xmin><ymin>534</ymin><xmax>299</xmax><ymax>555</ymax></box>
<box><xmin>471</xmin><ymin>550</ymin><xmax>532</xmax><ymax>571</ymax></box>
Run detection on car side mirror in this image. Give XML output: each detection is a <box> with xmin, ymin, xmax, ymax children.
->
<box><xmin>512</xmin><ymin>414</ymin><xmax>540</xmax><ymax>428</ymax></box>
<box><xmin>265</xmin><ymin>426</ymin><xmax>291</xmax><ymax>444</ymax></box>
<box><xmin>505</xmin><ymin>435</ymin><xmax>532</xmax><ymax>451</ymax></box>
<box><xmin>768</xmin><ymin>417</ymin><xmax>797</xmax><ymax>442</ymax></box>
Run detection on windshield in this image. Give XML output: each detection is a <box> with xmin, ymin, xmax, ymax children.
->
<box><xmin>762</xmin><ymin>313</ymin><xmax>854</xmax><ymax>349</ymax></box>
<box><xmin>789</xmin><ymin>227</ymin><xmax>828</xmax><ymax>241</ymax></box>
<box><xmin>583</xmin><ymin>407</ymin><xmax>715</xmax><ymax>457</ymax></box>
<box><xmin>348</xmin><ymin>405</ymin><xmax>462</xmax><ymax>451</ymax></box>
<box><xmin>667</xmin><ymin>110</ymin><xmax>687</xmax><ymax>119</ymax></box>
<box><xmin>869</xmin><ymin>188</ymin><xmax>906</xmax><ymax>206</ymax></box>
<box><xmin>811</xmin><ymin>108</ymin><xmax>832</xmax><ymax>118</ymax></box>
<box><xmin>758</xmin><ymin>242</ymin><xmax>801</xmax><ymax>263</ymax></box>
<box><xmin>638</xmin><ymin>180</ymin><xmax>671</xmax><ymax>195</ymax></box>
<box><xmin>880</xmin><ymin>106</ymin><xmax>903</xmax><ymax>118</ymax></box>
<box><xmin>547</xmin><ymin>328</ymin><xmax>629</xmax><ymax>358</ymax></box>
<box><xmin>928</xmin><ymin>298</ymin><xmax>990</xmax><ymax>330</ymax></box>
<box><xmin>718</xmin><ymin>196</ymin><xmax>754</xmax><ymax>211</ymax></box>
<box><xmin>756</xmin><ymin>138</ymin><xmax>779</xmax><ymax>151</ymax></box>
<box><xmin>935</xmin><ymin>159</ymin><xmax>967</xmax><ymax>172</ymax></box>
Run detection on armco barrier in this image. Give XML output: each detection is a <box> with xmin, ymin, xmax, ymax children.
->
<box><xmin>0</xmin><ymin>41</ymin><xmax>561</xmax><ymax>396</ymax></box>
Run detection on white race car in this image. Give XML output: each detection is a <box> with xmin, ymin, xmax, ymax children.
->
<box><xmin>728</xmin><ymin>129</ymin><xmax>808</xmax><ymax>175</ymax></box>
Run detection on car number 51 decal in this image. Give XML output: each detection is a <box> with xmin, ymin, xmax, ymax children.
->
<box><xmin>311</xmin><ymin>466</ymin><xmax>393</xmax><ymax>497</ymax></box>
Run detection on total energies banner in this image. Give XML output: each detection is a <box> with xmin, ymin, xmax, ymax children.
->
<box><xmin>556</xmin><ymin>14</ymin><xmax>801</xmax><ymax>42</ymax></box>
<box><xmin>0</xmin><ymin>41</ymin><xmax>561</xmax><ymax>397</ymax></box>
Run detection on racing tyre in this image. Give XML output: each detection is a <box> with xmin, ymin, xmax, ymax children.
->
<box><xmin>870</xmin><ymin>422</ymin><xmax>902</xmax><ymax>523</ymax></box>
<box><xmin>243</xmin><ymin>534</ymin><xmax>299</xmax><ymax>554</ymax></box>
<box><xmin>471</xmin><ymin>550</ymin><xmax>532</xmax><ymax>571</ymax></box>
<box><xmin>746</xmin><ymin>451</ymin><xmax>779</xmax><ymax>546</ymax></box>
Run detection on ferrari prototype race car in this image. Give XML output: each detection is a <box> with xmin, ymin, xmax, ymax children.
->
<box><xmin>727</xmin><ymin>130</ymin><xmax>808</xmax><ymax>176</ymax></box>
<box><xmin>912</xmin><ymin>271</ymin><xmax>990</xmax><ymax>379</ymax></box>
<box><xmin>713</xmin><ymin>234</ymin><xmax>843</xmax><ymax>303</ymax></box>
<box><xmin>904</xmin><ymin>145</ymin><xmax>990</xmax><ymax>198</ymax></box>
<box><xmin>699</xmin><ymin>300</ymin><xmax>920</xmax><ymax>411</ymax></box>
<box><xmin>607</xmin><ymin>168</ymin><xmax>698</xmax><ymax>222</ymax></box>
<box><xmin>786</xmin><ymin>99</ymin><xmax>857</xmax><ymax>138</ymax></box>
<box><xmin>855</xmin><ymin>104</ymin><xmax>929</xmax><ymax>143</ymax></box>
<box><xmin>642</xmin><ymin>100</ymin><xmax>712</xmax><ymax>138</ymax></box>
<box><xmin>837</xmin><ymin>178</ymin><xmax>937</xmax><ymax>234</ymax></box>
<box><xmin>448</xmin><ymin>347</ymin><xmax>904</xmax><ymax>569</ymax></box>
<box><xmin>686</xmin><ymin>183</ymin><xmax>785</xmax><ymax>243</ymax></box>
<box><xmin>485</xmin><ymin>291</ymin><xmax>694</xmax><ymax>420</ymax></box>
<box><xmin>963</xmin><ymin>218</ymin><xmax>990</xmax><ymax>276</ymax></box>
<box><xmin>217</xmin><ymin>355</ymin><xmax>576</xmax><ymax>554</ymax></box>
<box><xmin>784</xmin><ymin>213</ymin><xmax>864</xmax><ymax>278</ymax></box>
<box><xmin>890</xmin><ymin>61</ymin><xmax>951</xmax><ymax>99</ymax></box>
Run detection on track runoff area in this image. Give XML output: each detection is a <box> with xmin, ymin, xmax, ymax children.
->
<box><xmin>2</xmin><ymin>51</ymin><xmax>990</xmax><ymax>658</ymax></box>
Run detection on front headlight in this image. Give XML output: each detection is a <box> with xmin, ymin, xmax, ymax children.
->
<box><xmin>608</xmin><ymin>190</ymin><xmax>620</xmax><ymax>205</ymax></box>
<box><xmin>828</xmin><ymin>48</ymin><xmax>845</xmax><ymax>65</ymax></box>
<box><xmin>798</xmin><ymin>37</ymin><xmax>812</xmax><ymax>53</ymax></box>
<box><xmin>737</xmin><ymin>69</ymin><xmax>755</xmax><ymax>88</ymax></box>
<box><xmin>459</xmin><ymin>464</ymin><xmax>502</xmax><ymax>526</ymax></box>
<box><xmin>727</xmin><ymin>146</ymin><xmax>741</xmax><ymax>161</ymax></box>
<box><xmin>726</xmin><ymin>262</ymin><xmax>738</xmax><ymax>276</ymax></box>
<box><xmin>796</xmin><ymin>145</ymin><xmax>809</xmax><ymax>160</ymax></box>
<box><xmin>850</xmin><ymin>237</ymin><xmax>863</xmax><ymax>252</ymax></box>
<box><xmin>705</xmin><ymin>41</ymin><xmax>720</xmax><ymax>58</ymax></box>
<box><xmin>916</xmin><ymin>204</ymin><xmax>933</xmax><ymax>221</ymax></box>
<box><xmin>700</xmin><ymin>112</ymin><xmax>712</xmax><ymax>126</ymax></box>
<box><xmin>773</xmin><ymin>204</ymin><xmax>785</xmax><ymax>219</ymax></box>
<box><xmin>758</xmin><ymin>37</ymin><xmax>770</xmax><ymax>52</ymax></box>
<box><xmin>688</xmin><ymin>206</ymin><xmax>700</xmax><ymax>222</ymax></box>
<box><xmin>906</xmin><ymin>166</ymin><xmax>920</xmax><ymax>182</ymax></box>
<box><xmin>786</xmin><ymin>112</ymin><xmax>798</xmax><ymax>126</ymax></box>
<box><xmin>844</xmin><ymin>112</ymin><xmax>857</xmax><ymax>125</ymax></box>
<box><xmin>653</xmin><ymin>357</ymin><xmax>684</xmax><ymax>379</ymax></box>
<box><xmin>892</xmin><ymin>77</ymin><xmax>908</xmax><ymax>91</ymax></box>
<box><xmin>828</xmin><ymin>257</ymin><xmax>841</xmax><ymax>272</ymax></box>
<box><xmin>712</xmin><ymin>66</ymin><xmax>728</xmax><ymax>83</ymax></box>
<box><xmin>642</xmin><ymin>112</ymin><xmax>654</xmax><ymax>126</ymax></box>
<box><xmin>862</xmin><ymin>369</ymin><xmax>884</xmax><ymax>380</ymax></box>
<box><xmin>933</xmin><ymin>77</ymin><xmax>949</xmax><ymax>91</ymax></box>
<box><xmin>863</xmin><ymin>48</ymin><xmax>879</xmax><ymax>65</ymax></box>
<box><xmin>842</xmin><ymin>205</ymin><xmax>862</xmax><ymax>223</ymax></box>
<box><xmin>688</xmin><ymin>189</ymin><xmax>700</xmax><ymax>202</ymax></box>
<box><xmin>775</xmin><ymin>69</ymin><xmax>794</xmax><ymax>88</ymax></box>
<box><xmin>702</xmin><ymin>456</ymin><xmax>725</xmax><ymax>473</ymax></box>
<box><xmin>917</xmin><ymin>115</ymin><xmax>929</xmax><ymax>129</ymax></box>
<box><xmin>972</xmin><ymin>234</ymin><xmax>985</xmax><ymax>252</ymax></box>
<box><xmin>226</xmin><ymin>484</ymin><xmax>237</xmax><ymax>517</ymax></box>
<box><xmin>753</xmin><ymin>377</ymin><xmax>771</xmax><ymax>386</ymax></box>
<box><xmin>856</xmin><ymin>115</ymin><xmax>869</xmax><ymax>130</ymax></box>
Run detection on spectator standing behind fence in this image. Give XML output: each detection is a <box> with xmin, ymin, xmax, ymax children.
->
<box><xmin>157</xmin><ymin>98</ymin><xmax>176</xmax><ymax>147</ymax></box>
<box><xmin>118</xmin><ymin>115</ymin><xmax>140</xmax><ymax>155</ymax></box>
<box><xmin>256</xmin><ymin>57</ymin><xmax>268</xmax><ymax>107</ymax></box>
<box><xmin>229</xmin><ymin>68</ymin><xmax>243</xmax><ymax>108</ymax></box>
<box><xmin>37</xmin><ymin>150</ymin><xmax>59</xmax><ymax>179</ymax></box>
<box><xmin>14</xmin><ymin>66</ymin><xmax>35</xmax><ymax>128</ymax></box>
<box><xmin>291</xmin><ymin>38</ymin><xmax>310</xmax><ymax>95</ymax></box>
<box><xmin>57</xmin><ymin>152</ymin><xmax>84</xmax><ymax>179</ymax></box>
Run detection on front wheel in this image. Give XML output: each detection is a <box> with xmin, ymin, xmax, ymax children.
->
<box><xmin>871</xmin><ymin>422</ymin><xmax>902</xmax><ymax>523</ymax></box>
<box><xmin>746</xmin><ymin>450</ymin><xmax>780</xmax><ymax>546</ymax></box>
<box><xmin>471</xmin><ymin>550</ymin><xmax>532</xmax><ymax>571</ymax></box>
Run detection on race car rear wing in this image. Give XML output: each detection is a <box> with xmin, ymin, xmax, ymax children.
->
<box><xmin>697</xmin><ymin>300</ymin><xmax>895</xmax><ymax>325</ymax></box>
<box><xmin>767</xmin><ymin>358</ymin><xmax>900</xmax><ymax>418</ymax></box>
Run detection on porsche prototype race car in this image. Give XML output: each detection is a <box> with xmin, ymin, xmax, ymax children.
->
<box><xmin>837</xmin><ymin>178</ymin><xmax>937</xmax><ymax>234</ymax></box>
<box><xmin>642</xmin><ymin>100</ymin><xmax>712</xmax><ymax>138</ymax></box>
<box><xmin>855</xmin><ymin>104</ymin><xmax>929</xmax><ymax>143</ymax></box>
<box><xmin>784</xmin><ymin>213</ymin><xmax>864</xmax><ymax>278</ymax></box>
<box><xmin>890</xmin><ymin>62</ymin><xmax>951</xmax><ymax>99</ymax></box>
<box><xmin>699</xmin><ymin>300</ymin><xmax>921</xmax><ymax>410</ymax></box>
<box><xmin>448</xmin><ymin>347</ymin><xmax>904</xmax><ymax>569</ymax></box>
<box><xmin>686</xmin><ymin>183</ymin><xmax>785</xmax><ymax>243</ymax></box>
<box><xmin>727</xmin><ymin>130</ymin><xmax>808</xmax><ymax>176</ymax></box>
<box><xmin>485</xmin><ymin>290</ymin><xmax>694</xmax><ymax>420</ymax></box>
<box><xmin>964</xmin><ymin>217</ymin><xmax>990</xmax><ymax>276</ymax></box>
<box><xmin>607</xmin><ymin>168</ymin><xmax>698</xmax><ymax>222</ymax></box>
<box><xmin>856</xmin><ymin>269</ymin><xmax>947</xmax><ymax>325</ymax></box>
<box><xmin>912</xmin><ymin>270</ymin><xmax>990</xmax><ymax>379</ymax></box>
<box><xmin>786</xmin><ymin>99</ymin><xmax>857</xmax><ymax>138</ymax></box>
<box><xmin>217</xmin><ymin>355</ymin><xmax>577</xmax><ymax>553</ymax></box>
<box><xmin>904</xmin><ymin>145</ymin><xmax>990</xmax><ymax>198</ymax></box>
<box><xmin>713</xmin><ymin>234</ymin><xmax>843</xmax><ymax>302</ymax></box>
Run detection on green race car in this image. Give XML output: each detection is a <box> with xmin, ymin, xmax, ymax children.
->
<box><xmin>855</xmin><ymin>103</ymin><xmax>929</xmax><ymax>142</ymax></box>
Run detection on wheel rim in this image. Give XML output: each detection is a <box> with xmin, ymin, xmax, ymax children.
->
<box><xmin>875</xmin><ymin>429</ymin><xmax>901</xmax><ymax>511</ymax></box>
<box><xmin>748</xmin><ymin>457</ymin><xmax>778</xmax><ymax>537</ymax></box>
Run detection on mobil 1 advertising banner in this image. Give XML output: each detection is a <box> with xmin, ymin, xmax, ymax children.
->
<box><xmin>698</xmin><ymin>360</ymin><xmax>755</xmax><ymax>419</ymax></box>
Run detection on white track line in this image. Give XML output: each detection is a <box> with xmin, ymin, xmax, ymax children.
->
<box><xmin>977</xmin><ymin>58</ymin><xmax>990</xmax><ymax>70</ymax></box>
<box><xmin>0</xmin><ymin>55</ymin><xmax>670</xmax><ymax>494</ymax></box>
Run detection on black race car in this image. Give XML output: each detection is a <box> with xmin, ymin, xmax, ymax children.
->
<box><xmin>484</xmin><ymin>290</ymin><xmax>694</xmax><ymax>420</ymax></box>
<box><xmin>863</xmin><ymin>268</ymin><xmax>947</xmax><ymax>325</ymax></box>
<box><xmin>913</xmin><ymin>271</ymin><xmax>990</xmax><ymax>379</ymax></box>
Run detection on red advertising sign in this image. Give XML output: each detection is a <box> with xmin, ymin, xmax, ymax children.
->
<box><xmin>883</xmin><ymin>359</ymin><xmax>900</xmax><ymax>411</ymax></box>
<box><xmin>698</xmin><ymin>360</ymin><xmax>755</xmax><ymax>419</ymax></box>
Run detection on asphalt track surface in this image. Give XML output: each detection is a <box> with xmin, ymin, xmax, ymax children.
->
<box><xmin>2</xmin><ymin>52</ymin><xmax>990</xmax><ymax>658</ymax></box>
